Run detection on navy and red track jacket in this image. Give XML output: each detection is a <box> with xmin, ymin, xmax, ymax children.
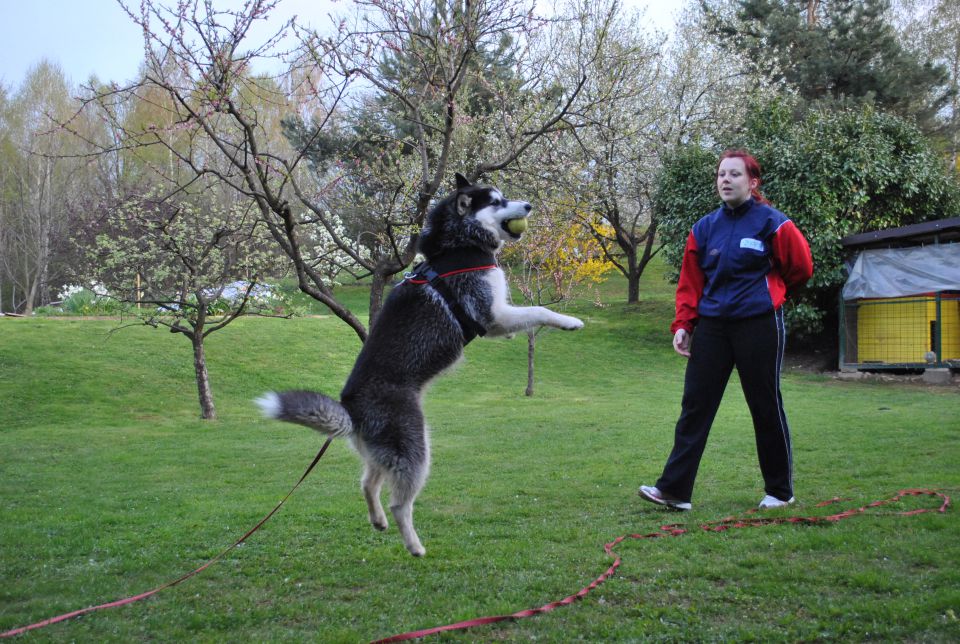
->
<box><xmin>671</xmin><ymin>198</ymin><xmax>813</xmax><ymax>334</ymax></box>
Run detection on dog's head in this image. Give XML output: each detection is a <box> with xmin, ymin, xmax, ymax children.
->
<box><xmin>452</xmin><ymin>173</ymin><xmax>532</xmax><ymax>244</ymax></box>
<box><xmin>419</xmin><ymin>174</ymin><xmax>531</xmax><ymax>258</ymax></box>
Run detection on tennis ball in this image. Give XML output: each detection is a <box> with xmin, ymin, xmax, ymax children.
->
<box><xmin>506</xmin><ymin>218</ymin><xmax>528</xmax><ymax>235</ymax></box>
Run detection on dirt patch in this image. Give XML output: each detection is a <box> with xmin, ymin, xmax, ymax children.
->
<box><xmin>783</xmin><ymin>347</ymin><xmax>836</xmax><ymax>373</ymax></box>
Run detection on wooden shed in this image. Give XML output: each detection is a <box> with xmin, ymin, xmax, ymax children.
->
<box><xmin>839</xmin><ymin>217</ymin><xmax>960</xmax><ymax>370</ymax></box>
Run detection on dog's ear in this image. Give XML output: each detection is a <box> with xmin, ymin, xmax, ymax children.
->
<box><xmin>456</xmin><ymin>192</ymin><xmax>472</xmax><ymax>216</ymax></box>
<box><xmin>454</xmin><ymin>173</ymin><xmax>471</xmax><ymax>190</ymax></box>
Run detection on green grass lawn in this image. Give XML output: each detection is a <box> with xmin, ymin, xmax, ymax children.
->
<box><xmin>1</xmin><ymin>269</ymin><xmax>958</xmax><ymax>642</ymax></box>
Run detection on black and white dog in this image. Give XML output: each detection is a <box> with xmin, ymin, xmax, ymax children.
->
<box><xmin>256</xmin><ymin>174</ymin><xmax>583</xmax><ymax>556</ymax></box>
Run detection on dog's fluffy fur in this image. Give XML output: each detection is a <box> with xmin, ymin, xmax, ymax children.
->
<box><xmin>256</xmin><ymin>174</ymin><xmax>583</xmax><ymax>556</ymax></box>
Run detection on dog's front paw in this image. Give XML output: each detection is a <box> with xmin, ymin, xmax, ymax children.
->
<box><xmin>557</xmin><ymin>315</ymin><xmax>584</xmax><ymax>331</ymax></box>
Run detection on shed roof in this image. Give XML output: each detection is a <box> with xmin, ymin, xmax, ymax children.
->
<box><xmin>840</xmin><ymin>217</ymin><xmax>960</xmax><ymax>249</ymax></box>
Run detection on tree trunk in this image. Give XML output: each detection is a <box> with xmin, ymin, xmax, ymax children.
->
<box><xmin>23</xmin><ymin>275</ymin><xmax>39</xmax><ymax>316</ymax></box>
<box><xmin>192</xmin><ymin>334</ymin><xmax>217</xmax><ymax>420</ymax></box>
<box><xmin>806</xmin><ymin>0</ymin><xmax>819</xmax><ymax>26</ymax></box>
<box><xmin>626</xmin><ymin>247</ymin><xmax>640</xmax><ymax>304</ymax></box>
<box><xmin>369</xmin><ymin>271</ymin><xmax>387</xmax><ymax>329</ymax></box>
<box><xmin>369</xmin><ymin>242</ymin><xmax>419</xmax><ymax>330</ymax></box>
<box><xmin>525</xmin><ymin>329</ymin><xmax>536</xmax><ymax>397</ymax></box>
<box><xmin>630</xmin><ymin>220</ymin><xmax>661</xmax><ymax>303</ymax></box>
<box><xmin>627</xmin><ymin>274</ymin><xmax>641</xmax><ymax>304</ymax></box>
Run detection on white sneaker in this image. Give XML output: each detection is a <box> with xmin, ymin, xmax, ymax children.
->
<box><xmin>639</xmin><ymin>485</ymin><xmax>692</xmax><ymax>511</ymax></box>
<box><xmin>758</xmin><ymin>494</ymin><xmax>795</xmax><ymax>509</ymax></box>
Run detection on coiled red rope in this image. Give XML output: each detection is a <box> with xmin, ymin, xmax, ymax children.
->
<box><xmin>1</xmin><ymin>481</ymin><xmax>948</xmax><ymax>640</ymax></box>
<box><xmin>371</xmin><ymin>488</ymin><xmax>950</xmax><ymax>643</ymax></box>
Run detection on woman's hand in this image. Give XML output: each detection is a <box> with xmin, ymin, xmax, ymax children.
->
<box><xmin>673</xmin><ymin>329</ymin><xmax>691</xmax><ymax>358</ymax></box>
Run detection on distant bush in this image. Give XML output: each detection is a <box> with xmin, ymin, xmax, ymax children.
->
<box><xmin>38</xmin><ymin>284</ymin><xmax>130</xmax><ymax>317</ymax></box>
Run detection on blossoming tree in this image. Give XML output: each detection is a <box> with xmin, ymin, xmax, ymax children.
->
<box><xmin>89</xmin><ymin>191</ymin><xmax>288</xmax><ymax>419</ymax></box>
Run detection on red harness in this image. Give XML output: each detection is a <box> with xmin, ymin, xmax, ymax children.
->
<box><xmin>402</xmin><ymin>248</ymin><xmax>498</xmax><ymax>344</ymax></box>
<box><xmin>403</xmin><ymin>264</ymin><xmax>497</xmax><ymax>284</ymax></box>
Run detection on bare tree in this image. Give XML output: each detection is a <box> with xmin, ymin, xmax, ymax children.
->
<box><xmin>502</xmin><ymin>206</ymin><xmax>613</xmax><ymax>396</ymax></box>
<box><xmin>0</xmin><ymin>84</ymin><xmax>11</xmax><ymax>314</ymax></box>
<box><xmin>71</xmin><ymin>0</ymin><xmax>635</xmax><ymax>341</ymax></box>
<box><xmin>535</xmin><ymin>3</ymin><xmax>753</xmax><ymax>302</ymax></box>
<box><xmin>286</xmin><ymin>0</ymin><xmax>641</xmax><ymax>326</ymax></box>
<box><xmin>0</xmin><ymin>62</ymin><xmax>92</xmax><ymax>313</ymax></box>
<box><xmin>891</xmin><ymin>0</ymin><xmax>960</xmax><ymax>166</ymax></box>
<box><xmin>89</xmin><ymin>189</ymin><xmax>287</xmax><ymax>419</ymax></box>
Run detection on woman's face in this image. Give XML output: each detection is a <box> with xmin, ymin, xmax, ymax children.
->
<box><xmin>716</xmin><ymin>157</ymin><xmax>758</xmax><ymax>208</ymax></box>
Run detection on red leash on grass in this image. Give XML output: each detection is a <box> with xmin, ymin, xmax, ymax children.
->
<box><xmin>0</xmin><ymin>437</ymin><xmax>334</xmax><ymax>639</ymax></box>
<box><xmin>2</xmin><ymin>481</ymin><xmax>949</xmax><ymax>640</ymax></box>
<box><xmin>370</xmin><ymin>488</ymin><xmax>950</xmax><ymax>643</ymax></box>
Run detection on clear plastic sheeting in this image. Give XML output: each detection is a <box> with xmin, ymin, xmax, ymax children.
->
<box><xmin>842</xmin><ymin>244</ymin><xmax>960</xmax><ymax>300</ymax></box>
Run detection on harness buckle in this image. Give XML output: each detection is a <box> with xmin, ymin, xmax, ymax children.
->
<box><xmin>403</xmin><ymin>262</ymin><xmax>425</xmax><ymax>282</ymax></box>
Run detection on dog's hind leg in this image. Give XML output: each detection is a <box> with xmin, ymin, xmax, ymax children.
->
<box><xmin>361</xmin><ymin>461</ymin><xmax>389</xmax><ymax>531</ymax></box>
<box><xmin>388</xmin><ymin>454</ymin><xmax>430</xmax><ymax>557</ymax></box>
<box><xmin>390</xmin><ymin>481</ymin><xmax>426</xmax><ymax>557</ymax></box>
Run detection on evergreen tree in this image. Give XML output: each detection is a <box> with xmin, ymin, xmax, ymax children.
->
<box><xmin>702</xmin><ymin>0</ymin><xmax>952</xmax><ymax>133</ymax></box>
<box><xmin>284</xmin><ymin>4</ymin><xmax>522</xmax><ymax>171</ymax></box>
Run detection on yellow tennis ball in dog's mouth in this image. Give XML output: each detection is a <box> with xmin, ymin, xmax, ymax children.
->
<box><xmin>506</xmin><ymin>218</ymin><xmax>528</xmax><ymax>235</ymax></box>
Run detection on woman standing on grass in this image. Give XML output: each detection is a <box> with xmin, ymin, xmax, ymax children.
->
<box><xmin>639</xmin><ymin>149</ymin><xmax>813</xmax><ymax>512</ymax></box>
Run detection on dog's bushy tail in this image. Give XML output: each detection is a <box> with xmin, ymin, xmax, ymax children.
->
<box><xmin>255</xmin><ymin>390</ymin><xmax>354</xmax><ymax>437</ymax></box>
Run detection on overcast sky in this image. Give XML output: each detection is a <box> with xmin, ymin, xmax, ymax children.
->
<box><xmin>0</xmin><ymin>0</ymin><xmax>680</xmax><ymax>91</ymax></box>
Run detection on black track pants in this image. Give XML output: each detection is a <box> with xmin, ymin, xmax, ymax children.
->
<box><xmin>656</xmin><ymin>309</ymin><xmax>793</xmax><ymax>503</ymax></box>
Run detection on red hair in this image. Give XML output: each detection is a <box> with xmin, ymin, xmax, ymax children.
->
<box><xmin>718</xmin><ymin>149</ymin><xmax>769</xmax><ymax>205</ymax></box>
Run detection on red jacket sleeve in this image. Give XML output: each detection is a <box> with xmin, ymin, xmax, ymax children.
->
<box><xmin>771</xmin><ymin>220</ymin><xmax>813</xmax><ymax>294</ymax></box>
<box><xmin>671</xmin><ymin>231</ymin><xmax>704</xmax><ymax>334</ymax></box>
